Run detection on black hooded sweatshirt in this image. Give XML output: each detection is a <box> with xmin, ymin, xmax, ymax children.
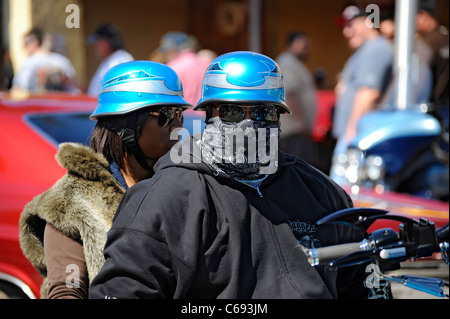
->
<box><xmin>89</xmin><ymin>136</ymin><xmax>369</xmax><ymax>299</ymax></box>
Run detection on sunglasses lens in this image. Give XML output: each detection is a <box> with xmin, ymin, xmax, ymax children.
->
<box><xmin>152</xmin><ymin>108</ymin><xmax>183</xmax><ymax>128</ymax></box>
<box><xmin>157</xmin><ymin>108</ymin><xmax>171</xmax><ymax>127</ymax></box>
<box><xmin>219</xmin><ymin>104</ymin><xmax>245</xmax><ymax>123</ymax></box>
<box><xmin>252</xmin><ymin>106</ymin><xmax>277</xmax><ymax>121</ymax></box>
<box><xmin>217</xmin><ymin>104</ymin><xmax>277</xmax><ymax>123</ymax></box>
<box><xmin>252</xmin><ymin>108</ymin><xmax>267</xmax><ymax>121</ymax></box>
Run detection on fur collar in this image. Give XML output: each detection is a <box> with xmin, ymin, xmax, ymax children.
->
<box><xmin>19</xmin><ymin>143</ymin><xmax>125</xmax><ymax>298</ymax></box>
<box><xmin>56</xmin><ymin>142</ymin><xmax>110</xmax><ymax>180</ymax></box>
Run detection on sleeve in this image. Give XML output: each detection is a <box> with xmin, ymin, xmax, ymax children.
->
<box><xmin>12</xmin><ymin>61</ymin><xmax>33</xmax><ymax>90</ymax></box>
<box><xmin>281</xmin><ymin>65</ymin><xmax>301</xmax><ymax>93</ymax></box>
<box><xmin>44</xmin><ymin>223</ymin><xmax>89</xmax><ymax>299</ymax></box>
<box><xmin>333</xmin><ymin>225</ymin><xmax>372</xmax><ymax>299</ymax></box>
<box><xmin>355</xmin><ymin>43</ymin><xmax>393</xmax><ymax>90</ymax></box>
<box><xmin>88</xmin><ymin>227</ymin><xmax>178</xmax><ymax>299</ymax></box>
<box><xmin>88</xmin><ymin>175</ymin><xmax>199</xmax><ymax>299</ymax></box>
<box><xmin>334</xmin><ymin>238</ymin><xmax>393</xmax><ymax>299</ymax></box>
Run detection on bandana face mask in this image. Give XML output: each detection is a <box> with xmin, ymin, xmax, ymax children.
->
<box><xmin>198</xmin><ymin>117</ymin><xmax>280</xmax><ymax>180</ymax></box>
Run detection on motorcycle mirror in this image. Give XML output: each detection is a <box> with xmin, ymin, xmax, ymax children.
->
<box><xmin>316</xmin><ymin>207</ymin><xmax>389</xmax><ymax>230</ymax></box>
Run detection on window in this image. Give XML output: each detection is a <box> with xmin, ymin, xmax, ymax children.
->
<box><xmin>25</xmin><ymin>112</ymin><xmax>95</xmax><ymax>147</ymax></box>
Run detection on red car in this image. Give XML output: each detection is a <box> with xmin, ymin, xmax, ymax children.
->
<box><xmin>0</xmin><ymin>92</ymin><xmax>98</xmax><ymax>298</ymax></box>
<box><xmin>0</xmin><ymin>91</ymin><xmax>447</xmax><ymax>298</ymax></box>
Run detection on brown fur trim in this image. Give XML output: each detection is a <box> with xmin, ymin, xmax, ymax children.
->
<box><xmin>19</xmin><ymin>143</ymin><xmax>125</xmax><ymax>298</ymax></box>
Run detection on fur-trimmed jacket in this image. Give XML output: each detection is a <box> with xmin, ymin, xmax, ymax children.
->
<box><xmin>19</xmin><ymin>142</ymin><xmax>125</xmax><ymax>298</ymax></box>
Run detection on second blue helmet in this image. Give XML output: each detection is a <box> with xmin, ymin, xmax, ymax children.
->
<box><xmin>194</xmin><ymin>51</ymin><xmax>291</xmax><ymax>114</ymax></box>
<box><xmin>90</xmin><ymin>60</ymin><xmax>191</xmax><ymax>119</ymax></box>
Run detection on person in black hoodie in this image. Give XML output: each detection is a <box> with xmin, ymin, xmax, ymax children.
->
<box><xmin>89</xmin><ymin>51</ymin><xmax>375</xmax><ymax>299</ymax></box>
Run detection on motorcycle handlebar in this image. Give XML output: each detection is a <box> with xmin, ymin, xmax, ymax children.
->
<box><xmin>437</xmin><ymin>224</ymin><xmax>449</xmax><ymax>243</ymax></box>
<box><xmin>307</xmin><ymin>240</ymin><xmax>370</xmax><ymax>266</ymax></box>
<box><xmin>306</xmin><ymin>224</ymin><xmax>450</xmax><ymax>268</ymax></box>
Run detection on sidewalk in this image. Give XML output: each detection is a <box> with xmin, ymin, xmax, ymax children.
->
<box><xmin>388</xmin><ymin>260</ymin><xmax>449</xmax><ymax>299</ymax></box>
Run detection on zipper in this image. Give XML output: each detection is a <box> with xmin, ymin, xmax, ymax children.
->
<box><xmin>255</xmin><ymin>181</ymin><xmax>305</xmax><ymax>297</ymax></box>
<box><xmin>233</xmin><ymin>176</ymin><xmax>267</xmax><ymax>198</ymax></box>
<box><xmin>256</xmin><ymin>186</ymin><xmax>263</xmax><ymax>198</ymax></box>
<box><xmin>235</xmin><ymin>173</ymin><xmax>309</xmax><ymax>297</ymax></box>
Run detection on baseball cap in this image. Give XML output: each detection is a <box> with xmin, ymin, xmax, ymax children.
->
<box><xmin>158</xmin><ymin>31</ymin><xmax>190</xmax><ymax>53</ymax></box>
<box><xmin>335</xmin><ymin>5</ymin><xmax>366</xmax><ymax>27</ymax></box>
<box><xmin>86</xmin><ymin>23</ymin><xmax>121</xmax><ymax>44</ymax></box>
<box><xmin>418</xmin><ymin>0</ymin><xmax>436</xmax><ymax>15</ymax></box>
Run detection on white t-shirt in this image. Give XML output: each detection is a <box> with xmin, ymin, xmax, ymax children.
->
<box><xmin>13</xmin><ymin>51</ymin><xmax>76</xmax><ymax>92</ymax></box>
<box><xmin>276</xmin><ymin>51</ymin><xmax>317</xmax><ymax>137</ymax></box>
<box><xmin>87</xmin><ymin>49</ymin><xmax>134</xmax><ymax>96</ymax></box>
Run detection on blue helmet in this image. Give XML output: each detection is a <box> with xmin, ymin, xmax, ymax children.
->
<box><xmin>195</xmin><ymin>51</ymin><xmax>291</xmax><ymax>114</ymax></box>
<box><xmin>90</xmin><ymin>60</ymin><xmax>191</xmax><ymax>119</ymax></box>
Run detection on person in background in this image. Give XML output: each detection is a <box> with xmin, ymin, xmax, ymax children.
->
<box><xmin>158</xmin><ymin>31</ymin><xmax>211</xmax><ymax>105</ymax></box>
<box><xmin>86</xmin><ymin>23</ymin><xmax>134</xmax><ymax>96</ymax></box>
<box><xmin>276</xmin><ymin>30</ymin><xmax>317</xmax><ymax>166</ymax></box>
<box><xmin>330</xmin><ymin>4</ymin><xmax>393</xmax><ymax>184</ymax></box>
<box><xmin>12</xmin><ymin>27</ymin><xmax>76</xmax><ymax>92</ymax></box>
<box><xmin>197</xmin><ymin>49</ymin><xmax>218</xmax><ymax>65</ymax></box>
<box><xmin>379</xmin><ymin>11</ymin><xmax>433</xmax><ymax>107</ymax></box>
<box><xmin>19</xmin><ymin>60</ymin><xmax>190</xmax><ymax>299</ymax></box>
<box><xmin>415</xmin><ymin>3</ymin><xmax>449</xmax><ymax>105</ymax></box>
<box><xmin>89</xmin><ymin>51</ymin><xmax>379</xmax><ymax>299</ymax></box>
<box><xmin>1</xmin><ymin>46</ymin><xmax>14</xmax><ymax>89</ymax></box>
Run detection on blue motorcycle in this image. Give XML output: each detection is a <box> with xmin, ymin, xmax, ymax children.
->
<box><xmin>332</xmin><ymin>103</ymin><xmax>449</xmax><ymax>201</ymax></box>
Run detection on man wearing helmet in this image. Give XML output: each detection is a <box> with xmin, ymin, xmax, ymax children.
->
<box><xmin>19</xmin><ymin>61</ymin><xmax>190</xmax><ymax>298</ymax></box>
<box><xmin>90</xmin><ymin>52</ymin><xmax>373</xmax><ymax>299</ymax></box>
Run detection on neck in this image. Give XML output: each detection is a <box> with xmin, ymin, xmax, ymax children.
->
<box><xmin>366</xmin><ymin>29</ymin><xmax>380</xmax><ymax>41</ymax></box>
<box><xmin>122</xmin><ymin>172</ymin><xmax>138</xmax><ymax>188</ymax></box>
<box><xmin>30</xmin><ymin>47</ymin><xmax>48</xmax><ymax>55</ymax></box>
<box><xmin>121</xmin><ymin>155</ymin><xmax>154</xmax><ymax>187</ymax></box>
<box><xmin>425</xmin><ymin>21</ymin><xmax>439</xmax><ymax>34</ymax></box>
<box><xmin>121</xmin><ymin>167</ymin><xmax>153</xmax><ymax>188</ymax></box>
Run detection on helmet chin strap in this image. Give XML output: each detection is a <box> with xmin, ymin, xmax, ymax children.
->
<box><xmin>114</xmin><ymin>111</ymin><xmax>158</xmax><ymax>172</ymax></box>
<box><xmin>118</xmin><ymin>128</ymin><xmax>154</xmax><ymax>172</ymax></box>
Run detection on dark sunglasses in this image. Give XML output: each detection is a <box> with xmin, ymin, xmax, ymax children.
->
<box><xmin>215</xmin><ymin>104</ymin><xmax>278</xmax><ymax>123</ymax></box>
<box><xmin>149</xmin><ymin>107</ymin><xmax>184</xmax><ymax>128</ymax></box>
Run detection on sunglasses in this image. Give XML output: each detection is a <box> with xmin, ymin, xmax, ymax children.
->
<box><xmin>214</xmin><ymin>104</ymin><xmax>278</xmax><ymax>123</ymax></box>
<box><xmin>148</xmin><ymin>107</ymin><xmax>184</xmax><ymax>128</ymax></box>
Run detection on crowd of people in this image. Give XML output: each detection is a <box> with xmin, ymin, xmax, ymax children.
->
<box><xmin>3</xmin><ymin>23</ymin><xmax>215</xmax><ymax>104</ymax></box>
<box><xmin>3</xmin><ymin>1</ymin><xmax>448</xmax><ymax>300</ymax></box>
<box><xmin>329</xmin><ymin>4</ymin><xmax>448</xmax><ymax>183</ymax></box>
